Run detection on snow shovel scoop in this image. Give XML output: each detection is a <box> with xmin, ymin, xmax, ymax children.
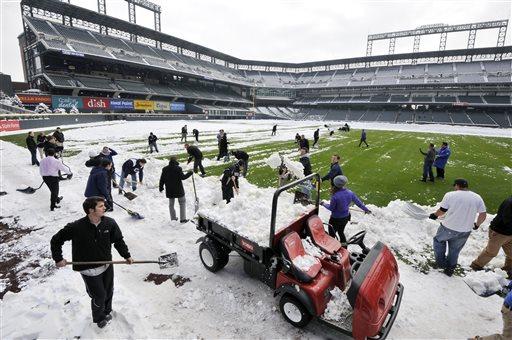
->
<box><xmin>191</xmin><ymin>174</ymin><xmax>199</xmax><ymax>213</ymax></box>
<box><xmin>113</xmin><ymin>201</ymin><xmax>144</xmax><ymax>219</ymax></box>
<box><xmin>114</xmin><ymin>173</ymin><xmax>137</xmax><ymax>200</ymax></box>
<box><xmin>17</xmin><ymin>181</ymin><xmax>44</xmax><ymax>194</ymax></box>
<box><xmin>402</xmin><ymin>202</ymin><xmax>430</xmax><ymax>220</ymax></box>
<box><xmin>67</xmin><ymin>253</ymin><xmax>179</xmax><ymax>269</ymax></box>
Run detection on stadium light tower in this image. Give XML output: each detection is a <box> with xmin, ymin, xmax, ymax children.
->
<box><xmin>124</xmin><ymin>0</ymin><xmax>162</xmax><ymax>46</ymax></box>
<box><xmin>366</xmin><ymin>20</ymin><xmax>509</xmax><ymax>63</ymax></box>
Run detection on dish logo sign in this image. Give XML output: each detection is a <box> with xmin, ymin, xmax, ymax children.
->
<box><xmin>0</xmin><ymin>120</ymin><xmax>20</xmax><ymax>132</ymax></box>
<box><xmin>83</xmin><ymin>97</ymin><xmax>110</xmax><ymax>109</ymax></box>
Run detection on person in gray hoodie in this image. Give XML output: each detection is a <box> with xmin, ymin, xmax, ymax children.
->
<box><xmin>420</xmin><ymin>143</ymin><xmax>436</xmax><ymax>182</ymax></box>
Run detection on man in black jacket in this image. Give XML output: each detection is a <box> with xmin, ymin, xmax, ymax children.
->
<box><xmin>50</xmin><ymin>197</ymin><xmax>133</xmax><ymax>328</ymax></box>
<box><xmin>192</xmin><ymin>128</ymin><xmax>199</xmax><ymax>142</ymax></box>
<box><xmin>221</xmin><ymin>161</ymin><xmax>243</xmax><ymax>203</ymax></box>
<box><xmin>26</xmin><ymin>131</ymin><xmax>39</xmax><ymax>166</ymax></box>
<box><xmin>185</xmin><ymin>144</ymin><xmax>206</xmax><ymax>177</ymax></box>
<box><xmin>181</xmin><ymin>125</ymin><xmax>188</xmax><ymax>142</ymax></box>
<box><xmin>159</xmin><ymin>157</ymin><xmax>193</xmax><ymax>223</ymax></box>
<box><xmin>299</xmin><ymin>148</ymin><xmax>312</xmax><ymax>176</ymax></box>
<box><xmin>312</xmin><ymin>129</ymin><xmax>320</xmax><ymax>148</ymax></box>
<box><xmin>231</xmin><ymin>150</ymin><xmax>249</xmax><ymax>177</ymax></box>
<box><xmin>471</xmin><ymin>196</ymin><xmax>512</xmax><ymax>273</ymax></box>
<box><xmin>148</xmin><ymin>132</ymin><xmax>159</xmax><ymax>153</ymax></box>
<box><xmin>119</xmin><ymin>158</ymin><xmax>146</xmax><ymax>193</ymax></box>
<box><xmin>52</xmin><ymin>127</ymin><xmax>65</xmax><ymax>154</ymax></box>
<box><xmin>299</xmin><ymin>135</ymin><xmax>310</xmax><ymax>152</ymax></box>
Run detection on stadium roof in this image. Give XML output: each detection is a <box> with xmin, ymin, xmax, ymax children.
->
<box><xmin>21</xmin><ymin>0</ymin><xmax>512</xmax><ymax>69</ymax></box>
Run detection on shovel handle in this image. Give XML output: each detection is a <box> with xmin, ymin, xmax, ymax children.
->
<box><xmin>67</xmin><ymin>260</ymin><xmax>160</xmax><ymax>265</ymax></box>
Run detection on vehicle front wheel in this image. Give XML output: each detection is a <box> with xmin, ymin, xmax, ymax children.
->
<box><xmin>279</xmin><ymin>295</ymin><xmax>312</xmax><ymax>328</ymax></box>
<box><xmin>199</xmin><ymin>240</ymin><xmax>229</xmax><ymax>272</ymax></box>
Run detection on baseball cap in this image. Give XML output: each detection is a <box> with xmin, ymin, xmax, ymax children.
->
<box><xmin>333</xmin><ymin>175</ymin><xmax>348</xmax><ymax>188</ymax></box>
<box><xmin>453</xmin><ymin>178</ymin><xmax>468</xmax><ymax>188</ymax></box>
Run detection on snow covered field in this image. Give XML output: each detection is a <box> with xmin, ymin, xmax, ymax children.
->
<box><xmin>1</xmin><ymin>120</ymin><xmax>510</xmax><ymax>339</ymax></box>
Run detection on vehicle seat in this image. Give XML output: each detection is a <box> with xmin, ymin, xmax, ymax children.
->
<box><xmin>307</xmin><ymin>215</ymin><xmax>342</xmax><ymax>255</ymax></box>
<box><xmin>281</xmin><ymin>232</ymin><xmax>322</xmax><ymax>283</ymax></box>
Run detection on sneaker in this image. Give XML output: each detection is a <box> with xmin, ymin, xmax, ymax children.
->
<box><xmin>105</xmin><ymin>314</ymin><xmax>113</xmax><ymax>322</ymax></box>
<box><xmin>57</xmin><ymin>196</ymin><xmax>63</xmax><ymax>203</ymax></box>
<box><xmin>171</xmin><ymin>218</ymin><xmax>178</xmax><ymax>221</ymax></box>
<box><xmin>180</xmin><ymin>219</ymin><xmax>189</xmax><ymax>224</ymax></box>
<box><xmin>51</xmin><ymin>205</ymin><xmax>61</xmax><ymax>211</ymax></box>
<box><xmin>470</xmin><ymin>263</ymin><xmax>483</xmax><ymax>271</ymax></box>
<box><xmin>443</xmin><ymin>267</ymin><xmax>454</xmax><ymax>277</ymax></box>
<box><xmin>199</xmin><ymin>174</ymin><xmax>206</xmax><ymax>178</ymax></box>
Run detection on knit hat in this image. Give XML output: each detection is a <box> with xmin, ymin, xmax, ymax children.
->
<box><xmin>333</xmin><ymin>175</ymin><xmax>348</xmax><ymax>188</ymax></box>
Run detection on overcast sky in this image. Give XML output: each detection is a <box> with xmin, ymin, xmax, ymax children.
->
<box><xmin>1</xmin><ymin>0</ymin><xmax>510</xmax><ymax>81</ymax></box>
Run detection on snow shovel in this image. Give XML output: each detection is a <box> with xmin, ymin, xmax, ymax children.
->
<box><xmin>17</xmin><ymin>181</ymin><xmax>44</xmax><ymax>194</ymax></box>
<box><xmin>67</xmin><ymin>253</ymin><xmax>178</xmax><ymax>269</ymax></box>
<box><xmin>113</xmin><ymin>201</ymin><xmax>144</xmax><ymax>219</ymax></box>
<box><xmin>191</xmin><ymin>174</ymin><xmax>199</xmax><ymax>213</ymax></box>
<box><xmin>403</xmin><ymin>202</ymin><xmax>429</xmax><ymax>220</ymax></box>
<box><xmin>119</xmin><ymin>188</ymin><xmax>137</xmax><ymax>201</ymax></box>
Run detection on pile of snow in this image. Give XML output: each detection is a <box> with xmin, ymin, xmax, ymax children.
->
<box><xmin>292</xmin><ymin>254</ymin><xmax>319</xmax><ymax>271</ymax></box>
<box><xmin>197</xmin><ymin>179</ymin><xmax>313</xmax><ymax>246</ymax></box>
<box><xmin>302</xmin><ymin>237</ymin><xmax>324</xmax><ymax>257</ymax></box>
<box><xmin>323</xmin><ymin>287</ymin><xmax>353</xmax><ymax>323</ymax></box>
<box><xmin>464</xmin><ymin>269</ymin><xmax>509</xmax><ymax>296</ymax></box>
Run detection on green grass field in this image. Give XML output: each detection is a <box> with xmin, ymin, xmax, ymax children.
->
<box><xmin>3</xmin><ymin>128</ymin><xmax>510</xmax><ymax>212</ymax></box>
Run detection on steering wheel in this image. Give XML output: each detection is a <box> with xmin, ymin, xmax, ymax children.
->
<box><xmin>346</xmin><ymin>230</ymin><xmax>366</xmax><ymax>246</ymax></box>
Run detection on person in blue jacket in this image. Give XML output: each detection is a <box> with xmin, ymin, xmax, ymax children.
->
<box><xmin>85</xmin><ymin>159</ymin><xmax>113</xmax><ymax>211</ymax></box>
<box><xmin>358</xmin><ymin>129</ymin><xmax>369</xmax><ymax>147</ymax></box>
<box><xmin>321</xmin><ymin>175</ymin><xmax>371</xmax><ymax>243</ymax></box>
<box><xmin>321</xmin><ymin>155</ymin><xmax>343</xmax><ymax>186</ymax></box>
<box><xmin>474</xmin><ymin>283</ymin><xmax>512</xmax><ymax>339</ymax></box>
<box><xmin>433</xmin><ymin>142</ymin><xmax>451</xmax><ymax>180</ymax></box>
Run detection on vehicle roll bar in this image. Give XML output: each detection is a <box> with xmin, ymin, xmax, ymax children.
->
<box><xmin>269</xmin><ymin>173</ymin><xmax>321</xmax><ymax>247</ymax></box>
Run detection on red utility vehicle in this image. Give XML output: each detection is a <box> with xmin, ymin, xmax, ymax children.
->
<box><xmin>196</xmin><ymin>174</ymin><xmax>403</xmax><ymax>339</ymax></box>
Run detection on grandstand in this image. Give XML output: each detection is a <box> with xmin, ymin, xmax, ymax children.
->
<box><xmin>17</xmin><ymin>0</ymin><xmax>512</xmax><ymax>126</ymax></box>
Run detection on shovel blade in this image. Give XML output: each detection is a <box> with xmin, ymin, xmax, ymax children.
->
<box><xmin>124</xmin><ymin>192</ymin><xmax>137</xmax><ymax>200</ymax></box>
<box><xmin>17</xmin><ymin>187</ymin><xmax>36</xmax><ymax>194</ymax></box>
<box><xmin>158</xmin><ymin>252</ymin><xmax>179</xmax><ymax>269</ymax></box>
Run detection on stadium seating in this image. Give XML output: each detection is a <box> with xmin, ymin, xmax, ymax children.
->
<box><xmin>484</xmin><ymin>96</ymin><xmax>511</xmax><ymax>104</ymax></box>
<box><xmin>43</xmin><ymin>39</ymin><xmax>70</xmax><ymax>50</ymax></box>
<box><xmin>25</xmin><ymin>17</ymin><xmax>59</xmax><ymax>36</ymax></box>
<box><xmin>54</xmin><ymin>25</ymin><xmax>99</xmax><ymax>44</ymax></box>
<box><xmin>76</xmin><ymin>75</ymin><xmax>117</xmax><ymax>90</ymax></box>
<box><xmin>70</xmin><ymin>42</ymin><xmax>111</xmax><ymax>58</ymax></box>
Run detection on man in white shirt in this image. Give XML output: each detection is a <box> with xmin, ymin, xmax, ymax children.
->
<box><xmin>39</xmin><ymin>148</ymin><xmax>71</xmax><ymax>211</ymax></box>
<box><xmin>429</xmin><ymin>178</ymin><xmax>487</xmax><ymax>276</ymax></box>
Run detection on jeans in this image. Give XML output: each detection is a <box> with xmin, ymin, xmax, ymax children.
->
<box><xmin>81</xmin><ymin>265</ymin><xmax>114</xmax><ymax>323</ymax></box>
<box><xmin>433</xmin><ymin>224</ymin><xmax>471</xmax><ymax>269</ymax></box>
<box><xmin>423</xmin><ymin>161</ymin><xmax>434</xmax><ymax>181</ymax></box>
<box><xmin>149</xmin><ymin>142</ymin><xmax>159</xmax><ymax>153</ymax></box>
<box><xmin>119</xmin><ymin>171</ymin><xmax>137</xmax><ymax>191</ymax></box>
<box><xmin>169</xmin><ymin>196</ymin><xmax>186</xmax><ymax>221</ymax></box>
<box><xmin>30</xmin><ymin>149</ymin><xmax>39</xmax><ymax>166</ymax></box>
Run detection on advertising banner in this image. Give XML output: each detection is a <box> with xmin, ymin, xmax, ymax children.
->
<box><xmin>17</xmin><ymin>94</ymin><xmax>51</xmax><ymax>105</ymax></box>
<box><xmin>0</xmin><ymin>120</ymin><xmax>20</xmax><ymax>132</ymax></box>
<box><xmin>110</xmin><ymin>99</ymin><xmax>134</xmax><ymax>110</ymax></box>
<box><xmin>154</xmin><ymin>101</ymin><xmax>170</xmax><ymax>111</ymax></box>
<box><xmin>133</xmin><ymin>100</ymin><xmax>154</xmax><ymax>110</ymax></box>
<box><xmin>83</xmin><ymin>97</ymin><xmax>110</xmax><ymax>110</ymax></box>
<box><xmin>52</xmin><ymin>95</ymin><xmax>83</xmax><ymax>109</ymax></box>
<box><xmin>170</xmin><ymin>102</ymin><xmax>186</xmax><ymax>112</ymax></box>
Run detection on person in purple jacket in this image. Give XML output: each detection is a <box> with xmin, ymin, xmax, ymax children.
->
<box><xmin>321</xmin><ymin>175</ymin><xmax>371</xmax><ymax>243</ymax></box>
<box><xmin>433</xmin><ymin>142</ymin><xmax>451</xmax><ymax>180</ymax></box>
